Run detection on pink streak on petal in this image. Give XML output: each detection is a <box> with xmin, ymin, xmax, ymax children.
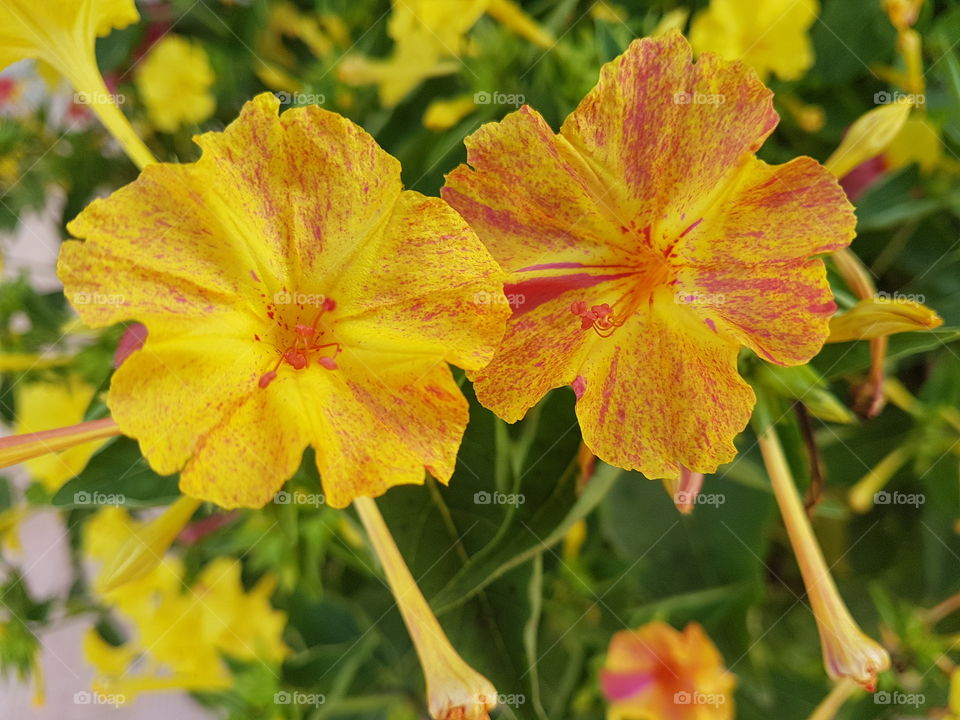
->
<box><xmin>601</xmin><ymin>670</ymin><xmax>655</xmax><ymax>702</ymax></box>
<box><xmin>572</xmin><ymin>375</ymin><xmax>587</xmax><ymax>399</ymax></box>
<box><xmin>505</xmin><ymin>272</ymin><xmax>634</xmax><ymax>315</ymax></box>
<box><xmin>114</xmin><ymin>323</ymin><xmax>148</xmax><ymax>368</ymax></box>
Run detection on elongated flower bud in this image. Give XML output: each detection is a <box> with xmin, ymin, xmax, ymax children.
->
<box><xmin>95</xmin><ymin>496</ymin><xmax>203</xmax><ymax>591</ymax></box>
<box><xmin>354</xmin><ymin>497</ymin><xmax>497</xmax><ymax>720</ymax></box>
<box><xmin>758</xmin><ymin>425</ymin><xmax>890</xmax><ymax>689</ymax></box>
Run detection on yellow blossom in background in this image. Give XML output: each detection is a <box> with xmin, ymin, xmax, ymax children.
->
<box><xmin>690</xmin><ymin>0</ymin><xmax>819</xmax><ymax>82</ymax></box>
<box><xmin>423</xmin><ymin>94</ymin><xmax>478</xmax><ymax>131</ymax></box>
<box><xmin>340</xmin><ymin>0</ymin><xmax>553</xmax><ymax>107</ymax></box>
<box><xmin>15</xmin><ymin>375</ymin><xmax>104</xmax><ymax>491</ymax></box>
<box><xmin>827</xmin><ymin>297</ymin><xmax>942</xmax><ymax>343</ymax></box>
<box><xmin>83</xmin><ymin>508</ymin><xmax>288</xmax><ymax>699</ymax></box>
<box><xmin>135</xmin><ymin>35</ymin><xmax>216</xmax><ymax>133</ymax></box>
<box><xmin>0</xmin><ymin>0</ymin><xmax>154</xmax><ymax>168</ymax></box>
<box><xmin>601</xmin><ymin>621</ymin><xmax>736</xmax><ymax>719</ymax></box>
<box><xmin>886</xmin><ymin>116</ymin><xmax>944</xmax><ymax>173</ymax></box>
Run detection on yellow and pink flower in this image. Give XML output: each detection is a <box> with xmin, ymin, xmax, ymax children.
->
<box><xmin>442</xmin><ymin>33</ymin><xmax>855</xmax><ymax>481</ymax></box>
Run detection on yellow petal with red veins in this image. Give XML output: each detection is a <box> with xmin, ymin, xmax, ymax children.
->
<box><xmin>576</xmin><ymin>288</ymin><xmax>754</xmax><ymax>478</ymax></box>
<box><xmin>59</xmin><ymin>93</ymin><xmax>507</xmax><ymax>508</ymax></box>
<box><xmin>444</xmin><ymin>34</ymin><xmax>852</xmax><ymax>476</ymax></box>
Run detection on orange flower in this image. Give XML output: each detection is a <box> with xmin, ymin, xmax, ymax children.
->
<box><xmin>601</xmin><ymin>621</ymin><xmax>735</xmax><ymax>720</ymax></box>
<box><xmin>57</xmin><ymin>93</ymin><xmax>508</xmax><ymax>509</ymax></box>
<box><xmin>442</xmin><ymin>33</ymin><xmax>855</xmax><ymax>480</ymax></box>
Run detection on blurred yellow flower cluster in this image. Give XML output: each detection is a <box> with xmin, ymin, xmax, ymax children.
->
<box><xmin>83</xmin><ymin>507</ymin><xmax>288</xmax><ymax>700</ymax></box>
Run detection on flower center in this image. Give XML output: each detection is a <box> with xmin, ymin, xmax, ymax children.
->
<box><xmin>258</xmin><ymin>296</ymin><xmax>340</xmax><ymax>389</ymax></box>
<box><xmin>570</xmin><ymin>260</ymin><xmax>671</xmax><ymax>338</ymax></box>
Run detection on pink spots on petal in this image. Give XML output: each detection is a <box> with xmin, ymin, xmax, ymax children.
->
<box><xmin>807</xmin><ymin>300</ymin><xmax>837</xmax><ymax>315</ymax></box>
<box><xmin>705</xmin><ymin>318</ymin><xmax>717</xmax><ymax>333</ymax></box>
<box><xmin>572</xmin><ymin>375</ymin><xmax>587</xmax><ymax>399</ymax></box>
<box><xmin>250</xmin><ymin>269</ymin><xmax>261</xmax><ymax>282</ymax></box>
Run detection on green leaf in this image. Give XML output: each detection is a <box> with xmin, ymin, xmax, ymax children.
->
<box><xmin>51</xmin><ymin>437</ymin><xmax>180</xmax><ymax>509</ymax></box>
<box><xmin>813</xmin><ymin>328</ymin><xmax>960</xmax><ymax>379</ymax></box>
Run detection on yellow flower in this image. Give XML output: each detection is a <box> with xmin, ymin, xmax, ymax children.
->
<box><xmin>340</xmin><ymin>0</ymin><xmax>552</xmax><ymax>107</ymax></box>
<box><xmin>94</xmin><ymin>496</ymin><xmax>203</xmax><ymax>591</ymax></box>
<box><xmin>14</xmin><ymin>375</ymin><xmax>106</xmax><ymax>491</ymax></box>
<box><xmin>601</xmin><ymin>621</ymin><xmax>736</xmax><ymax>720</ymax></box>
<box><xmin>827</xmin><ymin>297</ymin><xmax>942</xmax><ymax>343</ymax></box>
<box><xmin>84</xmin><ymin>507</ymin><xmax>288</xmax><ymax>700</ymax></box>
<box><xmin>826</xmin><ymin>101</ymin><xmax>913</xmax><ymax>179</ymax></box>
<box><xmin>57</xmin><ymin>93</ymin><xmax>508</xmax><ymax>510</ymax></box>
<box><xmin>0</xmin><ymin>0</ymin><xmax>154</xmax><ymax>168</ymax></box>
<box><xmin>443</xmin><ymin>33</ymin><xmax>854</xmax><ymax>480</ymax></box>
<box><xmin>886</xmin><ymin>116</ymin><xmax>943</xmax><ymax>173</ymax></box>
<box><xmin>423</xmin><ymin>94</ymin><xmax>478</xmax><ymax>131</ymax></box>
<box><xmin>690</xmin><ymin>0</ymin><xmax>818</xmax><ymax>82</ymax></box>
<box><xmin>135</xmin><ymin>35</ymin><xmax>216</xmax><ymax>133</ymax></box>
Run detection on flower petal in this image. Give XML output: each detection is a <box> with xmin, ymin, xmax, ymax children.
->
<box><xmin>559</xmin><ymin>33</ymin><xmax>778</xmax><ymax>239</ymax></box>
<box><xmin>288</xmin><ymin>354</ymin><xmax>470</xmax><ymax>509</ymax></box>
<box><xmin>332</xmin><ymin>191</ymin><xmax>509</xmax><ymax>371</ymax></box>
<box><xmin>575</xmin><ymin>289</ymin><xmax>754</xmax><ymax>478</ymax></box>
<box><xmin>443</xmin><ymin>105</ymin><xmax>631</xmax><ymax>271</ymax></box>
